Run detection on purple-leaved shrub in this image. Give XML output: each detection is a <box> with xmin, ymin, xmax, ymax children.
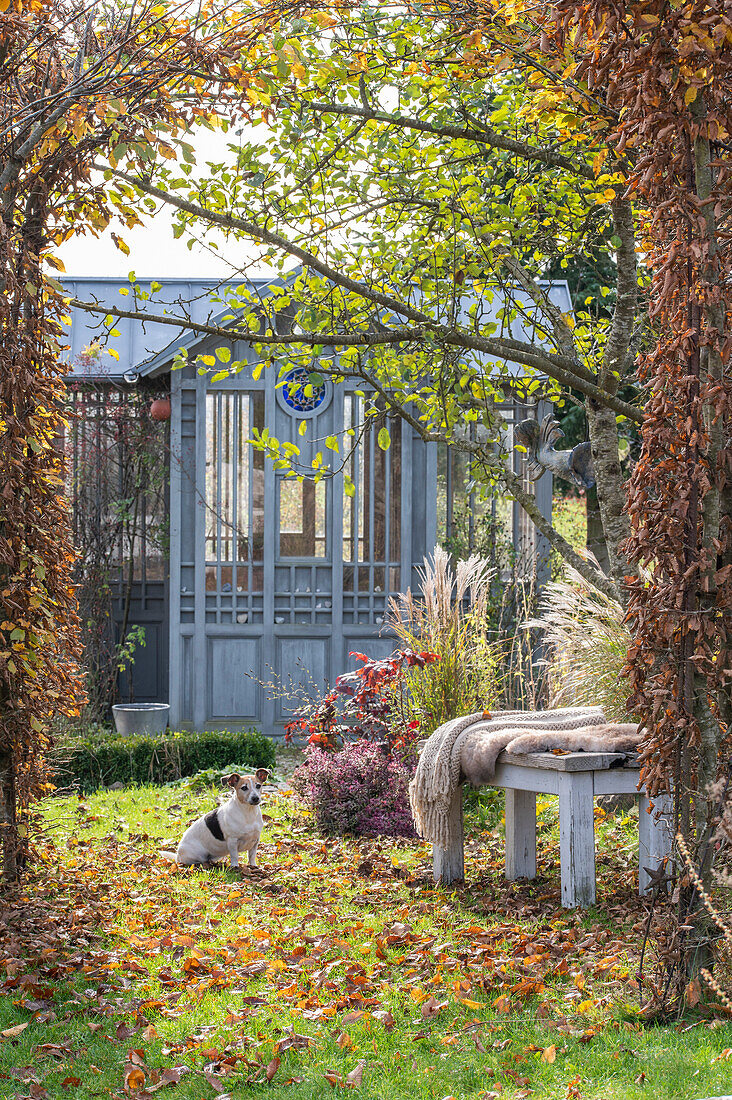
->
<box><xmin>292</xmin><ymin>740</ymin><xmax>416</xmax><ymax>838</ymax></box>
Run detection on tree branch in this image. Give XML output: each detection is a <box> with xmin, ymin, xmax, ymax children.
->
<box><xmin>301</xmin><ymin>98</ymin><xmax>597</xmax><ymax>181</ymax></box>
<box><xmin>69</xmin><ymin>292</ymin><xmax>644</xmax><ymax>423</ymax></box>
<box><xmin>355</xmin><ymin>359</ymin><xmax>621</xmax><ymax>599</ymax></box>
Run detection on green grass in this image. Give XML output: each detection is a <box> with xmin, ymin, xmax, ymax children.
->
<box><xmin>1</xmin><ymin>781</ymin><xmax>730</xmax><ymax>1099</ymax></box>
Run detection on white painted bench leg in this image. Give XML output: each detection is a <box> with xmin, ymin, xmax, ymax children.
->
<box><xmin>558</xmin><ymin>771</ymin><xmax>596</xmax><ymax>908</ymax></box>
<box><xmin>505</xmin><ymin>789</ymin><xmax>537</xmax><ymax>881</ymax></box>
<box><xmin>638</xmin><ymin>791</ymin><xmax>673</xmax><ymax>895</ymax></box>
<box><xmin>432</xmin><ymin>785</ymin><xmax>464</xmax><ymax>886</ymax></box>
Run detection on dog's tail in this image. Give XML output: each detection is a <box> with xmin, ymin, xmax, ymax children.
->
<box><xmin>159</xmin><ymin>850</ymin><xmax>179</xmax><ymax>863</ymax></box>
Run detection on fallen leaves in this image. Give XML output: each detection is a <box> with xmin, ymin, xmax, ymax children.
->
<box><xmin>324</xmin><ymin>1061</ymin><xmax>365</xmax><ymax>1088</ymax></box>
<box><xmin>1</xmin><ymin>1021</ymin><xmax>28</xmax><ymax>1038</ymax></box>
<box><xmin>2</xmin><ymin>781</ymin><xmax>728</xmax><ymax>1100</ymax></box>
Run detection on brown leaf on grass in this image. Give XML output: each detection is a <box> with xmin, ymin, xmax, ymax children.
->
<box><xmin>141</xmin><ymin>1024</ymin><xmax>159</xmax><ymax>1040</ymax></box>
<box><xmin>346</xmin><ymin>1062</ymin><xmax>365</xmax><ymax>1088</ymax></box>
<box><xmin>336</xmin><ymin>1031</ymin><xmax>354</xmax><ymax>1049</ymax></box>
<box><xmin>203</xmin><ymin>1068</ymin><xmax>227</xmax><ymax>1093</ymax></box>
<box><xmin>634</xmin><ymin>1072</ymin><xmax>646</xmax><ymax>1086</ymax></box>
<box><xmin>1</xmin><ymin>1021</ymin><xmax>28</xmax><ymax>1037</ymax></box>
<box><xmin>421</xmin><ymin>996</ymin><xmax>447</xmax><ymax>1018</ymax></box>
<box><xmin>266</xmin><ymin>1056</ymin><xmax>280</xmax><ymax>1082</ymax></box>
<box><xmin>540</xmin><ymin>1044</ymin><xmax>557</xmax><ymax>1064</ymax></box>
<box><xmin>372</xmin><ymin>1010</ymin><xmax>394</xmax><ymax>1031</ymax></box>
<box><xmin>124</xmin><ymin>1065</ymin><xmax>146</xmax><ymax>1093</ymax></box>
<box><xmin>61</xmin><ymin>1077</ymin><xmax>81</xmax><ymax>1089</ymax></box>
<box><xmin>324</xmin><ymin>1070</ymin><xmax>343</xmax><ymax>1088</ymax></box>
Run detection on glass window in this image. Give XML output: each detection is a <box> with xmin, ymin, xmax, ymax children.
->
<box><xmin>279</xmin><ymin>477</ymin><xmax>326</xmax><ymax>558</ymax></box>
<box><xmin>342</xmin><ymin>395</ymin><xmax>401</xmax><ymax>565</ymax></box>
<box><xmin>205</xmin><ymin>391</ymin><xmax>265</xmax><ymax>586</ymax></box>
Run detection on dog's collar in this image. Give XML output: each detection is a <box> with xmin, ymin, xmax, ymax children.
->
<box><xmin>204</xmin><ymin>809</ymin><xmax>225</xmax><ymax>842</ymax></box>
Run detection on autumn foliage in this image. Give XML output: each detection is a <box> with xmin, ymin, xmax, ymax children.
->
<box><xmin>0</xmin><ymin>0</ymin><xmax>292</xmax><ymax>880</ymax></box>
<box><xmin>285</xmin><ymin>649</ymin><xmax>439</xmax><ymax>756</ymax></box>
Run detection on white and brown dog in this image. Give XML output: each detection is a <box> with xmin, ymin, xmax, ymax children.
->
<box><xmin>166</xmin><ymin>769</ymin><xmax>269</xmax><ymax>869</ymax></box>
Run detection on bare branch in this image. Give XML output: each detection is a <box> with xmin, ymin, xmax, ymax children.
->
<box><xmin>355</xmin><ymin>359</ymin><xmax>620</xmax><ymax>599</ymax></box>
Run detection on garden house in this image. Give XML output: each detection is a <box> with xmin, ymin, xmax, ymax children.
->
<box><xmin>62</xmin><ymin>276</ymin><xmax>568</xmax><ymax>734</ymax></box>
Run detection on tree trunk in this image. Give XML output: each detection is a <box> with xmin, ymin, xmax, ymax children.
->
<box><xmin>585</xmin><ymin>398</ymin><xmax>632</xmax><ymax>601</ymax></box>
<box><xmin>586</xmin><ymin>487</ymin><xmax>609</xmax><ymax>573</ymax></box>
<box><xmin>0</xmin><ymin>744</ymin><xmax>18</xmax><ymax>884</ymax></box>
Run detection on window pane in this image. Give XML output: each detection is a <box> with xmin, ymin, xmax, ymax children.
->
<box><xmin>206</xmin><ymin>392</ymin><xmax>265</xmax><ymax>579</ymax></box>
<box><xmin>279</xmin><ymin>478</ymin><xmax>326</xmax><ymax>558</ymax></box>
<box><xmin>341</xmin><ymin>396</ymin><xmax>400</xmax><ymax>567</ymax></box>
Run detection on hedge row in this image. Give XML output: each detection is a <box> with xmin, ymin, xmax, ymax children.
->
<box><xmin>51</xmin><ymin>727</ymin><xmax>276</xmax><ymax>793</ymax></box>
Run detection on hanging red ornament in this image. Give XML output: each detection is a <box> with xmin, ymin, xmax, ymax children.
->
<box><xmin>149</xmin><ymin>396</ymin><xmax>171</xmax><ymax>421</ymax></box>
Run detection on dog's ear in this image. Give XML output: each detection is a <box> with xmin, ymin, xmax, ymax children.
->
<box><xmin>255</xmin><ymin>768</ymin><xmax>269</xmax><ymax>784</ymax></box>
<box><xmin>225</xmin><ymin>772</ymin><xmax>240</xmax><ymax>788</ymax></box>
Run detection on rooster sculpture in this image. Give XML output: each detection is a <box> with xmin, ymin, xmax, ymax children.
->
<box><xmin>513</xmin><ymin>415</ymin><xmax>595</xmax><ymax>490</ymax></box>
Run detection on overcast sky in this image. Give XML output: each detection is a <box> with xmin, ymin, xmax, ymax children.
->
<box><xmin>58</xmin><ymin>128</ymin><xmax>272</xmax><ymax>280</ymax></box>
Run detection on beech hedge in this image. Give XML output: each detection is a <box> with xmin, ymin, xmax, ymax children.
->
<box><xmin>52</xmin><ymin>727</ymin><xmax>276</xmax><ymax>793</ymax></box>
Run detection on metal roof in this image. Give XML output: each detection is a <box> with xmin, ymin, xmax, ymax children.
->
<box><xmin>60</xmin><ymin>276</ymin><xmax>573</xmax><ymax>381</ymax></box>
<box><xmin>60</xmin><ymin>277</ymin><xmax>268</xmax><ymax>379</ymax></box>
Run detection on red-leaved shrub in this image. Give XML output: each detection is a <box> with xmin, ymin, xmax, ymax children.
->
<box><xmin>292</xmin><ymin>741</ymin><xmax>416</xmax><ymax>839</ymax></box>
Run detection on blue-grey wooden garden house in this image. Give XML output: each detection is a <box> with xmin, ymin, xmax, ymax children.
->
<box><xmin>62</xmin><ymin>276</ymin><xmax>567</xmax><ymax>734</ymax></box>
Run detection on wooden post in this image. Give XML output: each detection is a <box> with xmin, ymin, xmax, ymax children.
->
<box><xmin>505</xmin><ymin>789</ymin><xmax>537</xmax><ymax>880</ymax></box>
<box><xmin>433</xmin><ymin>786</ymin><xmax>464</xmax><ymax>885</ymax></box>
<box><xmin>558</xmin><ymin>771</ymin><xmax>596</xmax><ymax>907</ymax></box>
<box><xmin>638</xmin><ymin>791</ymin><xmax>673</xmax><ymax>895</ymax></box>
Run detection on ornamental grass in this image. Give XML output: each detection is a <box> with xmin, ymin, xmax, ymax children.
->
<box><xmin>387</xmin><ymin>546</ymin><xmax>502</xmax><ymax>736</ymax></box>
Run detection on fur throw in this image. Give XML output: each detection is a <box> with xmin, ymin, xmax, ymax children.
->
<box><xmin>505</xmin><ymin>723</ymin><xmax>642</xmax><ymax>759</ymax></box>
<box><xmin>409</xmin><ymin>706</ymin><xmax>606</xmax><ymax>850</ymax></box>
<box><xmin>460</xmin><ymin>721</ymin><xmax>642</xmax><ymax>787</ymax></box>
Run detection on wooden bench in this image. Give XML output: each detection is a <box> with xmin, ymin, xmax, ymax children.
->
<box><xmin>433</xmin><ymin>750</ymin><xmax>673</xmax><ymax>908</ymax></box>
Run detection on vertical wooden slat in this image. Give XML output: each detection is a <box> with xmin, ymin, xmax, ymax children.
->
<box><xmin>331</xmin><ymin>382</ymin><xmax>345</xmax><ymax>671</ymax></box>
<box><xmin>216</xmin><ymin>393</ymin><xmax>224</xmax><ymax>623</ymax></box>
<box><xmin>168</xmin><ymin>370</ymin><xmax>183</xmax><ymax>725</ymax></box>
<box><xmin>424</xmin><ymin>432</ymin><xmax>438</xmax><ymax>559</ymax></box>
<box><xmin>353</xmin><ymin>396</ymin><xmax>362</xmax><ymax>602</ymax></box>
<box><xmin>193</xmin><ymin>372</ymin><xmax>208</xmax><ymax>729</ymax></box>
<box><xmin>384</xmin><ymin>424</ymin><xmax>391</xmax><ymax>599</ymax></box>
<box><xmin>261</xmin><ymin>368</ymin><xmax>276</xmax><ymax>732</ymax></box>
<box><xmin>246</xmin><ymin>395</ymin><xmax>254</xmax><ymax>599</ymax></box>
<box><xmin>231</xmin><ymin>392</ymin><xmax>238</xmax><ymax>611</ymax></box>
<box><xmin>400</xmin><ymin>423</ymin><xmax>413</xmax><ymax>595</ymax></box>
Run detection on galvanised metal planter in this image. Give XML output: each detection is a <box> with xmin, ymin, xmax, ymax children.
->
<box><xmin>112</xmin><ymin>703</ymin><xmax>170</xmax><ymax>736</ymax></box>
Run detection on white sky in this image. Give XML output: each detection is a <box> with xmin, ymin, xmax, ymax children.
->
<box><xmin>58</xmin><ymin>128</ymin><xmax>272</xmax><ymax>280</ymax></box>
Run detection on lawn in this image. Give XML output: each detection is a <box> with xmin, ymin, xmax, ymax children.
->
<box><xmin>1</xmin><ymin>773</ymin><xmax>731</xmax><ymax>1100</ymax></box>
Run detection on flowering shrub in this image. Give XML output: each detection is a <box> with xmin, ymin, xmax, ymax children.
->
<box><xmin>285</xmin><ymin>648</ymin><xmax>439</xmax><ymax>762</ymax></box>
<box><xmin>293</xmin><ymin>741</ymin><xmax>416</xmax><ymax>839</ymax></box>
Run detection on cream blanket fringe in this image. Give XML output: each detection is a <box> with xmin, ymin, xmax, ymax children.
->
<box><xmin>409</xmin><ymin>706</ymin><xmax>606</xmax><ymax>850</ymax></box>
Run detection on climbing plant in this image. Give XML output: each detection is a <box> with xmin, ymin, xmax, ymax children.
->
<box><xmin>556</xmin><ymin>0</ymin><xmax>732</xmax><ymax>1004</ymax></box>
<box><xmin>0</xmin><ymin>0</ymin><xmax>292</xmax><ymax>881</ymax></box>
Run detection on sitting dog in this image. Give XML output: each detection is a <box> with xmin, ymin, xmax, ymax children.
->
<box><xmin>165</xmin><ymin>769</ymin><xmax>269</xmax><ymax>869</ymax></box>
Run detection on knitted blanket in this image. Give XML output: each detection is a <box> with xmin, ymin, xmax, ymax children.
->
<box><xmin>409</xmin><ymin>706</ymin><xmax>606</xmax><ymax>850</ymax></box>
